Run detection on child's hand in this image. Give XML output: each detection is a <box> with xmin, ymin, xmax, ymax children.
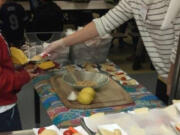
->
<box><xmin>26</xmin><ymin>68</ymin><xmax>39</xmax><ymax>79</ymax></box>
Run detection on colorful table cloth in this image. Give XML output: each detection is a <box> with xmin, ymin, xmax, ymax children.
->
<box><xmin>32</xmin><ymin>61</ymin><xmax>164</xmax><ymax>127</ymax></box>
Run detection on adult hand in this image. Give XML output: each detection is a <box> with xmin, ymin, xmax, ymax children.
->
<box><xmin>43</xmin><ymin>39</ymin><xmax>66</xmax><ymax>60</ymax></box>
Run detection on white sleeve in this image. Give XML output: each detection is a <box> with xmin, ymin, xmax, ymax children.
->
<box><xmin>93</xmin><ymin>0</ymin><xmax>133</xmax><ymax>37</ymax></box>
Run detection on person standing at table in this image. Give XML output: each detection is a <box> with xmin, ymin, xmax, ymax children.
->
<box><xmin>0</xmin><ymin>0</ymin><xmax>28</xmax><ymax>48</ymax></box>
<box><xmin>44</xmin><ymin>0</ymin><xmax>180</xmax><ymax>104</ymax></box>
<box><xmin>0</xmin><ymin>33</ymin><xmax>38</xmax><ymax>132</ymax></box>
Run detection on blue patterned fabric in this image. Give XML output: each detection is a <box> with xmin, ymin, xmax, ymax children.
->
<box><xmin>32</xmin><ymin>63</ymin><xmax>164</xmax><ymax>127</ymax></box>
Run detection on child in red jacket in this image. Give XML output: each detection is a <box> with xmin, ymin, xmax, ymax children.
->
<box><xmin>0</xmin><ymin>34</ymin><xmax>38</xmax><ymax>132</ymax></box>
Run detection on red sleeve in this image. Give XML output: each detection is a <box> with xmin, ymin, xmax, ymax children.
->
<box><xmin>0</xmin><ymin>35</ymin><xmax>31</xmax><ymax>93</ymax></box>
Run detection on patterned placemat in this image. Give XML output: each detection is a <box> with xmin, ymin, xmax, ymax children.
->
<box><xmin>32</xmin><ymin>61</ymin><xmax>164</xmax><ymax>127</ymax></box>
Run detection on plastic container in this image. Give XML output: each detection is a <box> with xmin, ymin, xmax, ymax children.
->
<box><xmin>25</xmin><ymin>32</ymin><xmax>64</xmax><ymax>44</ymax></box>
<box><xmin>24</xmin><ymin>32</ymin><xmax>69</xmax><ymax>64</ymax></box>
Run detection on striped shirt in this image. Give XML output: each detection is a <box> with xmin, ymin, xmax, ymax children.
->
<box><xmin>93</xmin><ymin>0</ymin><xmax>180</xmax><ymax>78</ymax></box>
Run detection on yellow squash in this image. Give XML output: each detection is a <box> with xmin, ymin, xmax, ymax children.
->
<box><xmin>10</xmin><ymin>47</ymin><xmax>28</xmax><ymax>65</ymax></box>
<box><xmin>37</xmin><ymin>61</ymin><xmax>55</xmax><ymax>70</ymax></box>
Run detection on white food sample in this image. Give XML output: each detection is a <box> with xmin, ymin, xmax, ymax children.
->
<box><xmin>67</xmin><ymin>91</ymin><xmax>77</xmax><ymax>101</ymax></box>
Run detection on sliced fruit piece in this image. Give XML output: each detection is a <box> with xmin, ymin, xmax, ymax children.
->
<box><xmin>38</xmin><ymin>127</ymin><xmax>45</xmax><ymax>134</ymax></box>
<box><xmin>37</xmin><ymin>61</ymin><xmax>55</xmax><ymax>70</ymax></box>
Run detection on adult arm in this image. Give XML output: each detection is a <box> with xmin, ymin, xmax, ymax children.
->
<box><xmin>44</xmin><ymin>0</ymin><xmax>133</xmax><ymax>55</ymax></box>
<box><xmin>167</xmin><ymin>63</ymin><xmax>175</xmax><ymax>95</ymax></box>
<box><xmin>167</xmin><ymin>33</ymin><xmax>179</xmax><ymax>95</ymax></box>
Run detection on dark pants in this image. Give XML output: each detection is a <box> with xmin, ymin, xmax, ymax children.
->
<box><xmin>156</xmin><ymin>79</ymin><xmax>169</xmax><ymax>105</ymax></box>
<box><xmin>0</xmin><ymin>105</ymin><xmax>22</xmax><ymax>132</ymax></box>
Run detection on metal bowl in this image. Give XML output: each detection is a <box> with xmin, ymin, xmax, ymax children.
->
<box><xmin>62</xmin><ymin>71</ymin><xmax>109</xmax><ymax>90</ymax></box>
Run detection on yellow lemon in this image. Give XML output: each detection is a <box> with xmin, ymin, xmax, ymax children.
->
<box><xmin>80</xmin><ymin>87</ymin><xmax>96</xmax><ymax>97</ymax></box>
<box><xmin>77</xmin><ymin>92</ymin><xmax>93</xmax><ymax>105</ymax></box>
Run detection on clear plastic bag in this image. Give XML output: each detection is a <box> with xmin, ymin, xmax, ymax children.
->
<box><xmin>70</xmin><ymin>34</ymin><xmax>112</xmax><ymax>64</ymax></box>
<box><xmin>23</xmin><ymin>45</ymin><xmax>43</xmax><ymax>59</ymax></box>
<box><xmin>83</xmin><ymin>107</ymin><xmax>179</xmax><ymax>135</ymax></box>
<box><xmin>53</xmin><ymin>46</ymin><xmax>70</xmax><ymax>65</ymax></box>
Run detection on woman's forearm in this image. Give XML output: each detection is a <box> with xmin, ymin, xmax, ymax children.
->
<box><xmin>63</xmin><ymin>21</ymin><xmax>99</xmax><ymax>46</ymax></box>
<box><xmin>167</xmin><ymin>63</ymin><xmax>175</xmax><ymax>95</ymax></box>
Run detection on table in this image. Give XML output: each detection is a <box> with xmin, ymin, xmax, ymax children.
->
<box><xmin>18</xmin><ymin>0</ymin><xmax>114</xmax><ymax>29</ymax></box>
<box><xmin>17</xmin><ymin>0</ymin><xmax>113</xmax><ymax>11</ymax></box>
<box><xmin>32</xmin><ymin>60</ymin><xmax>164</xmax><ymax>127</ymax></box>
<box><xmin>0</xmin><ymin>130</ymin><xmax>34</xmax><ymax>135</ymax></box>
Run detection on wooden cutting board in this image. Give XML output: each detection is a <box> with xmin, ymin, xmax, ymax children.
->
<box><xmin>50</xmin><ymin>75</ymin><xmax>134</xmax><ymax>109</ymax></box>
